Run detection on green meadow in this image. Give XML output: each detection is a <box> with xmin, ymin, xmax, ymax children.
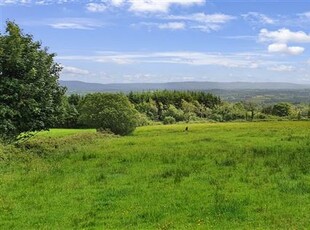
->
<box><xmin>1</xmin><ymin>121</ymin><xmax>310</xmax><ymax>229</ymax></box>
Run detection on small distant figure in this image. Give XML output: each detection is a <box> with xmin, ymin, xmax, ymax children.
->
<box><xmin>185</xmin><ymin>126</ymin><xmax>189</xmax><ymax>132</ymax></box>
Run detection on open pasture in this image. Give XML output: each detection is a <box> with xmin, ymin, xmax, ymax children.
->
<box><xmin>1</xmin><ymin>121</ymin><xmax>310</xmax><ymax>229</ymax></box>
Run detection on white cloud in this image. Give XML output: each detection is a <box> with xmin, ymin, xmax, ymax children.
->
<box><xmin>48</xmin><ymin>18</ymin><xmax>104</xmax><ymax>30</ymax></box>
<box><xmin>132</xmin><ymin>22</ymin><xmax>185</xmax><ymax>31</ymax></box>
<box><xmin>299</xmin><ymin>12</ymin><xmax>310</xmax><ymax>19</ymax></box>
<box><xmin>166</xmin><ymin>13</ymin><xmax>235</xmax><ymax>32</ymax></box>
<box><xmin>259</xmin><ymin>28</ymin><xmax>310</xmax><ymax>55</ymax></box>
<box><xmin>58</xmin><ymin>51</ymin><xmax>263</xmax><ymax>69</ymax></box>
<box><xmin>167</xmin><ymin>13</ymin><xmax>235</xmax><ymax>24</ymax></box>
<box><xmin>268</xmin><ymin>43</ymin><xmax>304</xmax><ymax>55</ymax></box>
<box><xmin>133</xmin><ymin>13</ymin><xmax>234</xmax><ymax>32</ymax></box>
<box><xmin>61</xmin><ymin>66</ymin><xmax>90</xmax><ymax>75</ymax></box>
<box><xmin>242</xmin><ymin>12</ymin><xmax>275</xmax><ymax>25</ymax></box>
<box><xmin>50</xmin><ymin>23</ymin><xmax>92</xmax><ymax>30</ymax></box>
<box><xmin>110</xmin><ymin>0</ymin><xmax>124</xmax><ymax>7</ymax></box>
<box><xmin>86</xmin><ymin>3</ymin><xmax>107</xmax><ymax>12</ymax></box>
<box><xmin>268</xmin><ymin>65</ymin><xmax>295</xmax><ymax>72</ymax></box>
<box><xmin>0</xmin><ymin>0</ymin><xmax>30</xmax><ymax>4</ymax></box>
<box><xmin>158</xmin><ymin>22</ymin><xmax>185</xmax><ymax>30</ymax></box>
<box><xmin>128</xmin><ymin>0</ymin><xmax>205</xmax><ymax>13</ymax></box>
<box><xmin>0</xmin><ymin>0</ymin><xmax>78</xmax><ymax>5</ymax></box>
<box><xmin>259</xmin><ymin>28</ymin><xmax>310</xmax><ymax>43</ymax></box>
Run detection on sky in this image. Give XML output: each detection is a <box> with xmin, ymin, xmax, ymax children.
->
<box><xmin>1</xmin><ymin>0</ymin><xmax>310</xmax><ymax>84</ymax></box>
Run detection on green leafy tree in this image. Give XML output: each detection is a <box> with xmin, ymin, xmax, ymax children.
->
<box><xmin>272</xmin><ymin>102</ymin><xmax>292</xmax><ymax>117</ymax></box>
<box><xmin>243</xmin><ymin>101</ymin><xmax>257</xmax><ymax>121</ymax></box>
<box><xmin>78</xmin><ymin>93</ymin><xmax>138</xmax><ymax>135</ymax></box>
<box><xmin>181</xmin><ymin>99</ymin><xmax>197</xmax><ymax>122</ymax></box>
<box><xmin>57</xmin><ymin>96</ymin><xmax>79</xmax><ymax>128</ymax></box>
<box><xmin>0</xmin><ymin>21</ymin><xmax>65</xmax><ymax>141</ymax></box>
<box><xmin>163</xmin><ymin>104</ymin><xmax>184</xmax><ymax>121</ymax></box>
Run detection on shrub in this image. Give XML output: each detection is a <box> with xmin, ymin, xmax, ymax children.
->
<box><xmin>163</xmin><ymin>116</ymin><xmax>176</xmax><ymax>125</ymax></box>
<box><xmin>78</xmin><ymin>93</ymin><xmax>138</xmax><ymax>136</ymax></box>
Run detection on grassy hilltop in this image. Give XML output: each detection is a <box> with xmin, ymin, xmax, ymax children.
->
<box><xmin>1</xmin><ymin>121</ymin><xmax>310</xmax><ymax>229</ymax></box>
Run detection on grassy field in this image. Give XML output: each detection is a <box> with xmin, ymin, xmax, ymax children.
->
<box><xmin>1</xmin><ymin>121</ymin><xmax>310</xmax><ymax>229</ymax></box>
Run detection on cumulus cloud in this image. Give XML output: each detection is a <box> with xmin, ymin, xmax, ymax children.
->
<box><xmin>259</xmin><ymin>28</ymin><xmax>310</xmax><ymax>55</ymax></box>
<box><xmin>259</xmin><ymin>28</ymin><xmax>310</xmax><ymax>43</ymax></box>
<box><xmin>268</xmin><ymin>43</ymin><xmax>304</xmax><ymax>55</ymax></box>
<box><xmin>242</xmin><ymin>12</ymin><xmax>275</xmax><ymax>25</ymax></box>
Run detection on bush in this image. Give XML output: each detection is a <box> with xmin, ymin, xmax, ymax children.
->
<box><xmin>78</xmin><ymin>93</ymin><xmax>138</xmax><ymax>136</ymax></box>
<box><xmin>163</xmin><ymin>116</ymin><xmax>176</xmax><ymax>125</ymax></box>
<box><xmin>136</xmin><ymin>113</ymin><xmax>152</xmax><ymax>127</ymax></box>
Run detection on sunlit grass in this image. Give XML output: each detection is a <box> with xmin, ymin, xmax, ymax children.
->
<box><xmin>1</xmin><ymin>121</ymin><xmax>310</xmax><ymax>229</ymax></box>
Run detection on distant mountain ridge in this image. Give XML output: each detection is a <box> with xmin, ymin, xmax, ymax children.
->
<box><xmin>60</xmin><ymin>80</ymin><xmax>310</xmax><ymax>93</ymax></box>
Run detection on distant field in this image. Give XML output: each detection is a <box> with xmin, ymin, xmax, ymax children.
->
<box><xmin>1</xmin><ymin>121</ymin><xmax>310</xmax><ymax>229</ymax></box>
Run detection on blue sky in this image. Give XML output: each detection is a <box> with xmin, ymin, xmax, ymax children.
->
<box><xmin>1</xmin><ymin>0</ymin><xmax>310</xmax><ymax>84</ymax></box>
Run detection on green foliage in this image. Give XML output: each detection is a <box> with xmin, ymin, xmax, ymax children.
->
<box><xmin>272</xmin><ymin>102</ymin><xmax>292</xmax><ymax>117</ymax></box>
<box><xmin>0</xmin><ymin>21</ymin><xmax>65</xmax><ymax>141</ymax></box>
<box><xmin>136</xmin><ymin>113</ymin><xmax>152</xmax><ymax>126</ymax></box>
<box><xmin>163</xmin><ymin>105</ymin><xmax>184</xmax><ymax>121</ymax></box>
<box><xmin>57</xmin><ymin>96</ymin><xmax>80</xmax><ymax>128</ymax></box>
<box><xmin>163</xmin><ymin>116</ymin><xmax>176</xmax><ymax>125</ymax></box>
<box><xmin>128</xmin><ymin>91</ymin><xmax>221</xmax><ymax>123</ymax></box>
<box><xmin>78</xmin><ymin>93</ymin><xmax>138</xmax><ymax>135</ymax></box>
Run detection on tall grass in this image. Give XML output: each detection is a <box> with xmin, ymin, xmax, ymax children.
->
<box><xmin>0</xmin><ymin>121</ymin><xmax>310</xmax><ymax>229</ymax></box>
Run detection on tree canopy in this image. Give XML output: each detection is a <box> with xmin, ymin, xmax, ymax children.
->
<box><xmin>78</xmin><ymin>93</ymin><xmax>138</xmax><ymax>135</ymax></box>
<box><xmin>0</xmin><ymin>21</ymin><xmax>65</xmax><ymax>141</ymax></box>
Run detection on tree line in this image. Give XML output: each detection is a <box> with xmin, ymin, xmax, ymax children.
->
<box><xmin>57</xmin><ymin>92</ymin><xmax>310</xmax><ymax>130</ymax></box>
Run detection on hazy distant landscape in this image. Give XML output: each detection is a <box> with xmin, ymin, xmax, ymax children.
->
<box><xmin>61</xmin><ymin>80</ymin><xmax>310</xmax><ymax>104</ymax></box>
<box><xmin>61</xmin><ymin>80</ymin><xmax>310</xmax><ymax>93</ymax></box>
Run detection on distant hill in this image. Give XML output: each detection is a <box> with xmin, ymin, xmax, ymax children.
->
<box><xmin>60</xmin><ymin>80</ymin><xmax>310</xmax><ymax>93</ymax></box>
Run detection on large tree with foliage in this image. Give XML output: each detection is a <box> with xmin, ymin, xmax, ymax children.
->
<box><xmin>78</xmin><ymin>93</ymin><xmax>138</xmax><ymax>135</ymax></box>
<box><xmin>0</xmin><ymin>21</ymin><xmax>65</xmax><ymax>141</ymax></box>
<box><xmin>272</xmin><ymin>102</ymin><xmax>292</xmax><ymax>117</ymax></box>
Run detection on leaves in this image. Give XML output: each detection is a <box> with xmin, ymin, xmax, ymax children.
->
<box><xmin>0</xmin><ymin>21</ymin><xmax>65</xmax><ymax>141</ymax></box>
<box><xmin>78</xmin><ymin>93</ymin><xmax>138</xmax><ymax>136</ymax></box>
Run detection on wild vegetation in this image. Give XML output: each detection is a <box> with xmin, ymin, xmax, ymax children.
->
<box><xmin>57</xmin><ymin>91</ymin><xmax>310</xmax><ymax>131</ymax></box>
<box><xmin>1</xmin><ymin>122</ymin><xmax>310</xmax><ymax>229</ymax></box>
